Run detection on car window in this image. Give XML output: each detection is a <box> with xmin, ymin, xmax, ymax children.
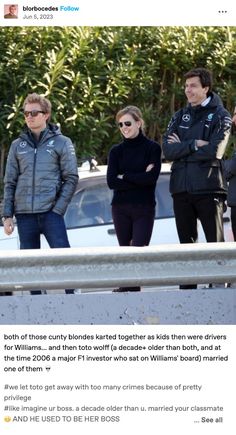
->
<box><xmin>64</xmin><ymin>172</ymin><xmax>174</xmax><ymax>229</ymax></box>
<box><xmin>65</xmin><ymin>183</ymin><xmax>113</xmax><ymax>228</ymax></box>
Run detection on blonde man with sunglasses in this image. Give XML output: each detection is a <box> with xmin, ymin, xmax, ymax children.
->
<box><xmin>2</xmin><ymin>93</ymin><xmax>78</xmax><ymax>295</ymax></box>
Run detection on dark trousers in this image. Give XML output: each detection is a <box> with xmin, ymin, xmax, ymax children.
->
<box><xmin>16</xmin><ymin>210</ymin><xmax>73</xmax><ymax>294</ymax></box>
<box><xmin>173</xmin><ymin>193</ymin><xmax>225</xmax><ymax>289</ymax></box>
<box><xmin>173</xmin><ymin>193</ymin><xmax>225</xmax><ymax>243</ymax></box>
<box><xmin>112</xmin><ymin>203</ymin><xmax>155</xmax><ymax>291</ymax></box>
<box><xmin>231</xmin><ymin>206</ymin><xmax>236</xmax><ymax>241</ymax></box>
<box><xmin>112</xmin><ymin>203</ymin><xmax>155</xmax><ymax>247</ymax></box>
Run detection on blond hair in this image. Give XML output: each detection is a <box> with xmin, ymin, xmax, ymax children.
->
<box><xmin>23</xmin><ymin>93</ymin><xmax>52</xmax><ymax>120</ymax></box>
<box><xmin>116</xmin><ymin>105</ymin><xmax>145</xmax><ymax>130</ymax></box>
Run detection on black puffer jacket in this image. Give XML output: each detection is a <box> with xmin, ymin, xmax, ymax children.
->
<box><xmin>163</xmin><ymin>93</ymin><xmax>232</xmax><ymax>196</ymax></box>
<box><xmin>3</xmin><ymin>124</ymin><xmax>78</xmax><ymax>217</ymax></box>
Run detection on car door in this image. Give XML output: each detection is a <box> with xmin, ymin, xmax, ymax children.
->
<box><xmin>63</xmin><ymin>171</ymin><xmax>180</xmax><ymax>247</ymax></box>
<box><xmin>0</xmin><ymin>221</ymin><xmax>19</xmax><ymax>250</ymax></box>
<box><xmin>64</xmin><ymin>176</ymin><xmax>117</xmax><ymax>247</ymax></box>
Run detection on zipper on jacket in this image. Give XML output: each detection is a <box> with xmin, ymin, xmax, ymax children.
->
<box><xmin>31</xmin><ymin>129</ymin><xmax>56</xmax><ymax>212</ymax></box>
<box><xmin>32</xmin><ymin>148</ymin><xmax>37</xmax><ymax>212</ymax></box>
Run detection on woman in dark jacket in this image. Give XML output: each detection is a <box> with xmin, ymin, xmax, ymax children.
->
<box><xmin>224</xmin><ymin>106</ymin><xmax>236</xmax><ymax>240</ymax></box>
<box><xmin>107</xmin><ymin>105</ymin><xmax>161</xmax><ymax>291</ymax></box>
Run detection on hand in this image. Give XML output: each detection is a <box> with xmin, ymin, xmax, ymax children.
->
<box><xmin>167</xmin><ymin>133</ymin><xmax>181</xmax><ymax>143</ymax></box>
<box><xmin>195</xmin><ymin>140</ymin><xmax>209</xmax><ymax>148</ymax></box>
<box><xmin>146</xmin><ymin>163</ymin><xmax>154</xmax><ymax>172</ymax></box>
<box><xmin>3</xmin><ymin>218</ymin><xmax>14</xmax><ymax>235</ymax></box>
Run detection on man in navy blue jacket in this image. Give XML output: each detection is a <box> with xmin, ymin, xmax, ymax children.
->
<box><xmin>163</xmin><ymin>68</ymin><xmax>231</xmax><ymax>288</ymax></box>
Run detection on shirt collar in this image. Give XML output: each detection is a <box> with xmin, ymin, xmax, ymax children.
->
<box><xmin>201</xmin><ymin>96</ymin><xmax>211</xmax><ymax>107</ymax></box>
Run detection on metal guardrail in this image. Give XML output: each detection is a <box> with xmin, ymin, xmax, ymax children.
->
<box><xmin>1</xmin><ymin>243</ymin><xmax>235</xmax><ymax>325</ymax></box>
<box><xmin>1</xmin><ymin>242</ymin><xmax>236</xmax><ymax>292</ymax></box>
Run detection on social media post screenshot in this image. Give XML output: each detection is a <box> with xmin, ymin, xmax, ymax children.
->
<box><xmin>0</xmin><ymin>1</ymin><xmax>235</xmax><ymax>26</ymax></box>
<box><xmin>0</xmin><ymin>0</ymin><xmax>236</xmax><ymax>434</ymax></box>
<box><xmin>0</xmin><ymin>324</ymin><xmax>235</xmax><ymax>435</ymax></box>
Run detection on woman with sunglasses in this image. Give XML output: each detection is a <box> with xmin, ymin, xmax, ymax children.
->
<box><xmin>107</xmin><ymin>105</ymin><xmax>161</xmax><ymax>292</ymax></box>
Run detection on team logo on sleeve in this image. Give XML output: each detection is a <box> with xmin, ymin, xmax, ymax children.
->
<box><xmin>182</xmin><ymin>114</ymin><xmax>190</xmax><ymax>122</ymax></box>
<box><xmin>20</xmin><ymin>141</ymin><xmax>27</xmax><ymax>148</ymax></box>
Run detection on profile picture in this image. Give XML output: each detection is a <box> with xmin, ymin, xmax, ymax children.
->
<box><xmin>4</xmin><ymin>4</ymin><xmax>18</xmax><ymax>19</ymax></box>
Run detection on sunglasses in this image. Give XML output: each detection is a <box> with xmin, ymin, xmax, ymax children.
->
<box><xmin>118</xmin><ymin>121</ymin><xmax>132</xmax><ymax>128</ymax></box>
<box><xmin>23</xmin><ymin>110</ymin><xmax>45</xmax><ymax>117</ymax></box>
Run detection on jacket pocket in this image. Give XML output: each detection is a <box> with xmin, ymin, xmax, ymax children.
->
<box><xmin>192</xmin><ymin>162</ymin><xmax>225</xmax><ymax>192</ymax></box>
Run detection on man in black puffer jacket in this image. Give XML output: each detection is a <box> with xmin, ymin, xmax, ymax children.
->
<box><xmin>163</xmin><ymin>68</ymin><xmax>232</xmax><ymax>288</ymax></box>
<box><xmin>2</xmin><ymin>93</ymin><xmax>78</xmax><ymax>295</ymax></box>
